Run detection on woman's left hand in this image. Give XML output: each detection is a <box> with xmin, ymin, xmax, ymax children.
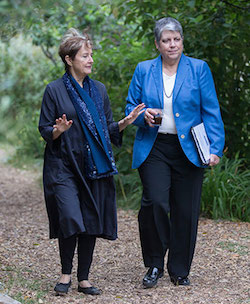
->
<box><xmin>118</xmin><ymin>103</ymin><xmax>145</xmax><ymax>131</ymax></box>
<box><xmin>209</xmin><ymin>154</ymin><xmax>220</xmax><ymax>166</ymax></box>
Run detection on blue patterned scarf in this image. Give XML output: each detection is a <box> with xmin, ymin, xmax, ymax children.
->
<box><xmin>62</xmin><ymin>72</ymin><xmax>118</xmax><ymax>179</ymax></box>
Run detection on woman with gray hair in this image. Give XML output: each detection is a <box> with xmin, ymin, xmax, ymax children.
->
<box><xmin>39</xmin><ymin>28</ymin><xmax>144</xmax><ymax>296</ymax></box>
<box><xmin>125</xmin><ymin>17</ymin><xmax>224</xmax><ymax>287</ymax></box>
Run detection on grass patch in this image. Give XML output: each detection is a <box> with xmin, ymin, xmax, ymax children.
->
<box><xmin>1</xmin><ymin>266</ymin><xmax>50</xmax><ymax>303</ymax></box>
<box><xmin>217</xmin><ymin>241</ymin><xmax>249</xmax><ymax>255</ymax></box>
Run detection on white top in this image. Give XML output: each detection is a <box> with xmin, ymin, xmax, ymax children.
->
<box><xmin>158</xmin><ymin>72</ymin><xmax>177</xmax><ymax>134</ymax></box>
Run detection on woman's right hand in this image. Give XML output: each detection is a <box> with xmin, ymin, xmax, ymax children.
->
<box><xmin>144</xmin><ymin>108</ymin><xmax>159</xmax><ymax>127</ymax></box>
<box><xmin>53</xmin><ymin>114</ymin><xmax>73</xmax><ymax>140</ymax></box>
<box><xmin>118</xmin><ymin>103</ymin><xmax>145</xmax><ymax>132</ymax></box>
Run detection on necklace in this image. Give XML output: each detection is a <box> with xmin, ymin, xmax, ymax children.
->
<box><xmin>163</xmin><ymin>72</ymin><xmax>176</xmax><ymax>98</ymax></box>
<box><xmin>163</xmin><ymin>85</ymin><xmax>173</xmax><ymax>98</ymax></box>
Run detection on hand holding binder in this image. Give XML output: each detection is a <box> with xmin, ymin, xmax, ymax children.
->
<box><xmin>191</xmin><ymin>122</ymin><xmax>210</xmax><ymax>165</ymax></box>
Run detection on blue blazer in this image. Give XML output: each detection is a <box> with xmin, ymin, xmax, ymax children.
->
<box><xmin>125</xmin><ymin>54</ymin><xmax>225</xmax><ymax>169</ymax></box>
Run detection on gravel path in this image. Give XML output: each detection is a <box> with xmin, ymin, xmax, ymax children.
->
<box><xmin>0</xmin><ymin>161</ymin><xmax>249</xmax><ymax>304</ymax></box>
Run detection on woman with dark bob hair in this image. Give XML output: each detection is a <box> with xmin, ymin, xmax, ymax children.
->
<box><xmin>126</xmin><ymin>17</ymin><xmax>225</xmax><ymax>288</ymax></box>
<box><xmin>39</xmin><ymin>28</ymin><xmax>144</xmax><ymax>296</ymax></box>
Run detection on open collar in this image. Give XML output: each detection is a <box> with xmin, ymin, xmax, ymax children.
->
<box><xmin>151</xmin><ymin>54</ymin><xmax>189</xmax><ymax>106</ymax></box>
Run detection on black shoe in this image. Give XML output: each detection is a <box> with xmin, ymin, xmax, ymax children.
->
<box><xmin>170</xmin><ymin>276</ymin><xmax>190</xmax><ymax>286</ymax></box>
<box><xmin>142</xmin><ymin>267</ymin><xmax>164</xmax><ymax>288</ymax></box>
<box><xmin>54</xmin><ymin>280</ymin><xmax>71</xmax><ymax>295</ymax></box>
<box><xmin>78</xmin><ymin>285</ymin><xmax>102</xmax><ymax>295</ymax></box>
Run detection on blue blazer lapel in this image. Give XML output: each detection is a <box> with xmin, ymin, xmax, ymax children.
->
<box><xmin>173</xmin><ymin>54</ymin><xmax>189</xmax><ymax>101</ymax></box>
<box><xmin>152</xmin><ymin>55</ymin><xmax>163</xmax><ymax>108</ymax></box>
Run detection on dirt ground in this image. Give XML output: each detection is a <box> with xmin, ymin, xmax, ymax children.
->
<box><xmin>0</xmin><ymin>158</ymin><xmax>249</xmax><ymax>304</ymax></box>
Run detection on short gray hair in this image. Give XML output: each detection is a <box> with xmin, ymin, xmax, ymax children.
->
<box><xmin>154</xmin><ymin>17</ymin><xmax>183</xmax><ymax>43</ymax></box>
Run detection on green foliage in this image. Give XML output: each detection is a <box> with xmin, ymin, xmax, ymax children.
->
<box><xmin>94</xmin><ymin>0</ymin><xmax>250</xmax><ymax>217</ymax></box>
<box><xmin>201</xmin><ymin>154</ymin><xmax>250</xmax><ymax>221</ymax></box>
<box><xmin>116</xmin><ymin>153</ymin><xmax>250</xmax><ymax>222</ymax></box>
<box><xmin>114</xmin><ymin>143</ymin><xmax>142</xmax><ymax>209</ymax></box>
<box><xmin>217</xmin><ymin>241</ymin><xmax>248</xmax><ymax>256</ymax></box>
<box><xmin>115</xmin><ymin>0</ymin><xmax>250</xmax><ymax>161</ymax></box>
<box><xmin>15</xmin><ymin>110</ymin><xmax>45</xmax><ymax>159</ymax></box>
<box><xmin>2</xmin><ymin>265</ymin><xmax>49</xmax><ymax>304</ymax></box>
<box><xmin>0</xmin><ymin>36</ymin><xmax>58</xmax><ymax>156</ymax></box>
<box><xmin>1</xmin><ymin>0</ymin><xmax>249</xmax><ymax>221</ymax></box>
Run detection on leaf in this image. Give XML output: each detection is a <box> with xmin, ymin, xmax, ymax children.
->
<box><xmin>212</xmin><ymin>57</ymin><xmax>220</xmax><ymax>64</ymax></box>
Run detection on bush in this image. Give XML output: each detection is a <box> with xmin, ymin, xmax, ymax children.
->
<box><xmin>0</xmin><ymin>35</ymin><xmax>62</xmax><ymax>160</ymax></box>
<box><xmin>115</xmin><ymin>153</ymin><xmax>250</xmax><ymax>222</ymax></box>
<box><xmin>1</xmin><ymin>7</ymin><xmax>249</xmax><ymax>222</ymax></box>
<box><xmin>15</xmin><ymin>110</ymin><xmax>45</xmax><ymax>160</ymax></box>
<box><xmin>115</xmin><ymin>169</ymin><xmax>142</xmax><ymax>210</ymax></box>
<box><xmin>201</xmin><ymin>154</ymin><xmax>250</xmax><ymax>221</ymax></box>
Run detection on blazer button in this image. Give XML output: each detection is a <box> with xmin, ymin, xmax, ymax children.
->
<box><xmin>175</xmin><ymin>113</ymin><xmax>180</xmax><ymax>117</ymax></box>
<box><xmin>181</xmin><ymin>134</ymin><xmax>185</xmax><ymax>139</ymax></box>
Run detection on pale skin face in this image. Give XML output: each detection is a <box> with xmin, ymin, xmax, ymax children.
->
<box><xmin>65</xmin><ymin>43</ymin><xmax>94</xmax><ymax>86</ymax></box>
<box><xmin>155</xmin><ymin>30</ymin><xmax>183</xmax><ymax>66</ymax></box>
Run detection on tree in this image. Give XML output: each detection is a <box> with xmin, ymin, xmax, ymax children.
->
<box><xmin>115</xmin><ymin>0</ymin><xmax>250</xmax><ymax>161</ymax></box>
<box><xmin>1</xmin><ymin>0</ymin><xmax>249</xmax><ymax>214</ymax></box>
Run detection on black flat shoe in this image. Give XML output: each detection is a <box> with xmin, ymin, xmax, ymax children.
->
<box><xmin>54</xmin><ymin>280</ymin><xmax>71</xmax><ymax>295</ymax></box>
<box><xmin>143</xmin><ymin>267</ymin><xmax>164</xmax><ymax>288</ymax></box>
<box><xmin>78</xmin><ymin>285</ymin><xmax>102</xmax><ymax>295</ymax></box>
<box><xmin>170</xmin><ymin>276</ymin><xmax>190</xmax><ymax>286</ymax></box>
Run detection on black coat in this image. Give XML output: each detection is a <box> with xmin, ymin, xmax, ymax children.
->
<box><xmin>39</xmin><ymin>78</ymin><xmax>122</xmax><ymax>240</ymax></box>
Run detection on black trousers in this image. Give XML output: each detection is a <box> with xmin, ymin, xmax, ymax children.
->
<box><xmin>58</xmin><ymin>232</ymin><xmax>96</xmax><ymax>281</ymax></box>
<box><xmin>138</xmin><ymin>133</ymin><xmax>204</xmax><ymax>278</ymax></box>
